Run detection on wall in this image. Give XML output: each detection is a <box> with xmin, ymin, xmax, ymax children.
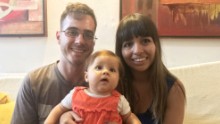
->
<box><xmin>0</xmin><ymin>0</ymin><xmax>220</xmax><ymax>73</ymax></box>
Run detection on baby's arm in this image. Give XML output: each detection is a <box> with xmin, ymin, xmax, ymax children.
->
<box><xmin>122</xmin><ymin>112</ymin><xmax>141</xmax><ymax>124</ymax></box>
<box><xmin>44</xmin><ymin>104</ymin><xmax>69</xmax><ymax>124</ymax></box>
<box><xmin>45</xmin><ymin>89</ymin><xmax>75</xmax><ymax>124</ymax></box>
<box><xmin>119</xmin><ymin>95</ymin><xmax>141</xmax><ymax>124</ymax></box>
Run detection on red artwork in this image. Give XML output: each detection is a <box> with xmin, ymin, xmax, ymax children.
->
<box><xmin>0</xmin><ymin>0</ymin><xmax>47</xmax><ymax>36</ymax></box>
<box><xmin>121</xmin><ymin>0</ymin><xmax>220</xmax><ymax>37</ymax></box>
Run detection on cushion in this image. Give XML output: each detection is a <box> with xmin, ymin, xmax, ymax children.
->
<box><xmin>0</xmin><ymin>92</ymin><xmax>15</xmax><ymax>124</ymax></box>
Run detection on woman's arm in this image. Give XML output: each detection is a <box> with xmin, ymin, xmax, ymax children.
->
<box><xmin>44</xmin><ymin>103</ymin><xmax>69</xmax><ymax>124</ymax></box>
<box><xmin>163</xmin><ymin>80</ymin><xmax>186</xmax><ymax>124</ymax></box>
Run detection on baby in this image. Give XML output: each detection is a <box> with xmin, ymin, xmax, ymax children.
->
<box><xmin>45</xmin><ymin>50</ymin><xmax>141</xmax><ymax>124</ymax></box>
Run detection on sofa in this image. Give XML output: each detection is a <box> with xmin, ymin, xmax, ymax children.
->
<box><xmin>170</xmin><ymin>61</ymin><xmax>220</xmax><ymax>124</ymax></box>
<box><xmin>0</xmin><ymin>61</ymin><xmax>220</xmax><ymax>124</ymax></box>
<box><xmin>0</xmin><ymin>73</ymin><xmax>25</xmax><ymax>124</ymax></box>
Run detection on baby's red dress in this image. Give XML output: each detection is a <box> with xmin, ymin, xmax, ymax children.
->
<box><xmin>72</xmin><ymin>86</ymin><xmax>122</xmax><ymax>124</ymax></box>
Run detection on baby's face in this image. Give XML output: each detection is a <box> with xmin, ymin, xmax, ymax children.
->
<box><xmin>85</xmin><ymin>55</ymin><xmax>120</xmax><ymax>96</ymax></box>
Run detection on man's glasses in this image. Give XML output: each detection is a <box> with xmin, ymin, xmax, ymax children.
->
<box><xmin>61</xmin><ymin>28</ymin><xmax>97</xmax><ymax>41</ymax></box>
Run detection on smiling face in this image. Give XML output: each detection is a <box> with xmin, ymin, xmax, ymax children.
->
<box><xmin>116</xmin><ymin>13</ymin><xmax>161</xmax><ymax>75</ymax></box>
<box><xmin>85</xmin><ymin>54</ymin><xmax>120</xmax><ymax>96</ymax></box>
<box><xmin>122</xmin><ymin>36</ymin><xmax>156</xmax><ymax>72</ymax></box>
<box><xmin>57</xmin><ymin>14</ymin><xmax>95</xmax><ymax>66</ymax></box>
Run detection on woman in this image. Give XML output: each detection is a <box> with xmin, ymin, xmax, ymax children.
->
<box><xmin>115</xmin><ymin>13</ymin><xmax>186</xmax><ymax>124</ymax></box>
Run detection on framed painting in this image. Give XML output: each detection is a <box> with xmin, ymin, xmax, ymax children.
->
<box><xmin>0</xmin><ymin>0</ymin><xmax>47</xmax><ymax>37</ymax></box>
<box><xmin>121</xmin><ymin>0</ymin><xmax>220</xmax><ymax>37</ymax></box>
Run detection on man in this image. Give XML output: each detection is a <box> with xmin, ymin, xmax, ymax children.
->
<box><xmin>11</xmin><ymin>3</ymin><xmax>97</xmax><ymax>124</ymax></box>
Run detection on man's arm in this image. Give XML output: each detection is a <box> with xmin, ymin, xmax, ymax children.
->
<box><xmin>59</xmin><ymin>111</ymin><xmax>83</xmax><ymax>124</ymax></box>
<box><xmin>45</xmin><ymin>104</ymin><xmax>69</xmax><ymax>124</ymax></box>
<box><xmin>11</xmin><ymin>75</ymin><xmax>39</xmax><ymax>124</ymax></box>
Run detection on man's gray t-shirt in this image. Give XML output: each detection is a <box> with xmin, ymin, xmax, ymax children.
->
<box><xmin>11</xmin><ymin>62</ymin><xmax>83</xmax><ymax>124</ymax></box>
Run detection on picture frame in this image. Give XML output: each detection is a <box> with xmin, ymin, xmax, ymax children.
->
<box><xmin>0</xmin><ymin>0</ymin><xmax>47</xmax><ymax>37</ymax></box>
<box><xmin>120</xmin><ymin>0</ymin><xmax>220</xmax><ymax>37</ymax></box>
